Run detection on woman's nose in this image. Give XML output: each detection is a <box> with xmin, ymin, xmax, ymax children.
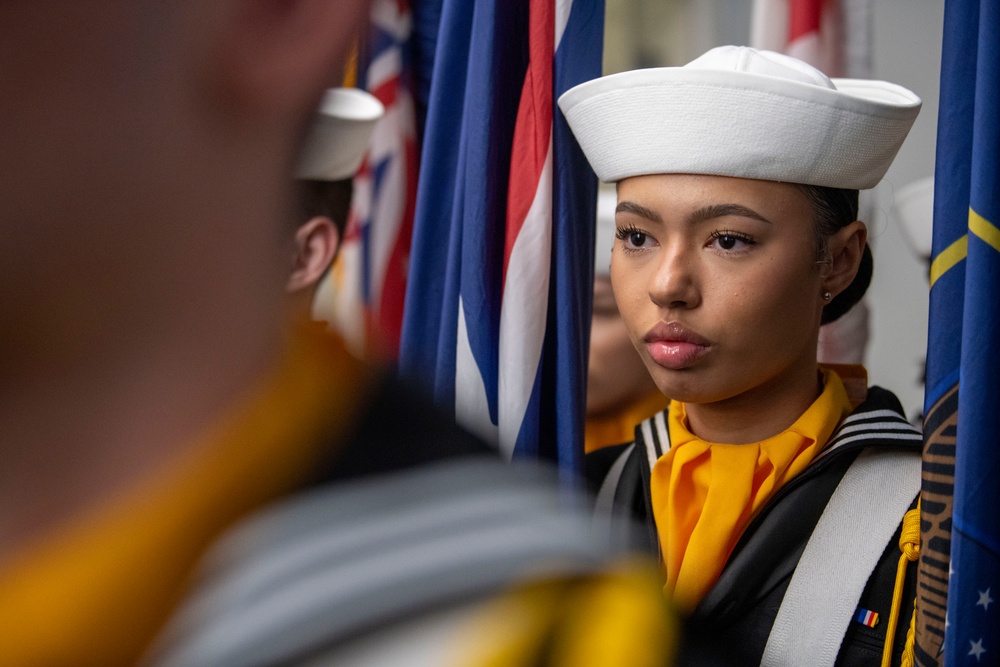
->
<box><xmin>649</xmin><ymin>243</ymin><xmax>700</xmax><ymax>310</ymax></box>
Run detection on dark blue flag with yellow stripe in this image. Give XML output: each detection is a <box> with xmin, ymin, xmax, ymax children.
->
<box><xmin>917</xmin><ymin>0</ymin><xmax>1000</xmax><ymax>664</ymax></box>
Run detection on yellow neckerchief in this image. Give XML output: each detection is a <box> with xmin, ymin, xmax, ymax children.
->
<box><xmin>0</xmin><ymin>322</ymin><xmax>373</xmax><ymax>666</ymax></box>
<box><xmin>585</xmin><ymin>389</ymin><xmax>672</xmax><ymax>453</ymax></box>
<box><xmin>650</xmin><ymin>367</ymin><xmax>853</xmax><ymax>613</ymax></box>
<box><xmin>451</xmin><ymin>559</ymin><xmax>678</xmax><ymax>667</ymax></box>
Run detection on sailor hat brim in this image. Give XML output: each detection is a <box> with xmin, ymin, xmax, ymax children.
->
<box><xmin>557</xmin><ymin>46</ymin><xmax>921</xmax><ymax>190</ymax></box>
<box><xmin>296</xmin><ymin>88</ymin><xmax>385</xmax><ymax>182</ymax></box>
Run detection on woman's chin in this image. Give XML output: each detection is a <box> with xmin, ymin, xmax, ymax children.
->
<box><xmin>650</xmin><ymin>372</ymin><xmax>735</xmax><ymax>407</ymax></box>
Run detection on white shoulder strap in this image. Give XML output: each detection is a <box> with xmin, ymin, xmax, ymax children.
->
<box><xmin>760</xmin><ymin>449</ymin><xmax>920</xmax><ymax>667</ymax></box>
<box><xmin>594</xmin><ymin>443</ymin><xmax>636</xmax><ymax>521</ymax></box>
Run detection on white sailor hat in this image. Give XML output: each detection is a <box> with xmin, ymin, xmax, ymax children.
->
<box><xmin>558</xmin><ymin>45</ymin><xmax>921</xmax><ymax>190</ymax></box>
<box><xmin>296</xmin><ymin>87</ymin><xmax>385</xmax><ymax>182</ymax></box>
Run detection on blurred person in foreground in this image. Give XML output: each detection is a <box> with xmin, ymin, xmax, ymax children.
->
<box><xmin>0</xmin><ymin>3</ymin><xmax>685</xmax><ymax>666</ymax></box>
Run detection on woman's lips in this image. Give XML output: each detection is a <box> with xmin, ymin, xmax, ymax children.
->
<box><xmin>644</xmin><ymin>322</ymin><xmax>711</xmax><ymax>370</ymax></box>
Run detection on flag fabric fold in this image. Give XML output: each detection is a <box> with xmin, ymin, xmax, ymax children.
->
<box><xmin>751</xmin><ymin>0</ymin><xmax>844</xmax><ymax>75</ymax></box>
<box><xmin>918</xmin><ymin>0</ymin><xmax>1000</xmax><ymax>664</ymax></box>
<box><xmin>750</xmin><ymin>0</ymin><xmax>873</xmax><ymax>79</ymax></box>
<box><xmin>399</xmin><ymin>0</ymin><xmax>604</xmax><ymax>481</ymax></box>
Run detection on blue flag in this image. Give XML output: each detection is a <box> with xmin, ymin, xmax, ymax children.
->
<box><xmin>399</xmin><ymin>0</ymin><xmax>603</xmax><ymax>482</ymax></box>
<box><xmin>918</xmin><ymin>0</ymin><xmax>1000</xmax><ymax>664</ymax></box>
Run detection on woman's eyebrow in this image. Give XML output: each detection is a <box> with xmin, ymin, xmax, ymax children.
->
<box><xmin>689</xmin><ymin>203</ymin><xmax>772</xmax><ymax>225</ymax></box>
<box><xmin>615</xmin><ymin>200</ymin><xmax>662</xmax><ymax>223</ymax></box>
<box><xmin>615</xmin><ymin>201</ymin><xmax>772</xmax><ymax>225</ymax></box>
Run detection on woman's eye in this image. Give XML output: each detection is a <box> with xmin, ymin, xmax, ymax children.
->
<box><xmin>717</xmin><ymin>234</ymin><xmax>739</xmax><ymax>250</ymax></box>
<box><xmin>709</xmin><ymin>230</ymin><xmax>755</xmax><ymax>252</ymax></box>
<box><xmin>615</xmin><ymin>226</ymin><xmax>652</xmax><ymax>251</ymax></box>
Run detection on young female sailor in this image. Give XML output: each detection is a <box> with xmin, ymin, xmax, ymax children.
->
<box><xmin>560</xmin><ymin>46</ymin><xmax>923</xmax><ymax>666</ymax></box>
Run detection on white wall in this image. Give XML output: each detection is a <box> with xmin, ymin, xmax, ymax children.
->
<box><xmin>866</xmin><ymin>0</ymin><xmax>943</xmax><ymax>421</ymax></box>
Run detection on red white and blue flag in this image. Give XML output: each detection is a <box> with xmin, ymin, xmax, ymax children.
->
<box><xmin>315</xmin><ymin>0</ymin><xmax>418</xmax><ymax>360</ymax></box>
<box><xmin>399</xmin><ymin>0</ymin><xmax>604</xmax><ymax>480</ymax></box>
<box><xmin>750</xmin><ymin>0</ymin><xmax>873</xmax><ymax>79</ymax></box>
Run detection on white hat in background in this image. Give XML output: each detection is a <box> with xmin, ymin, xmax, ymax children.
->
<box><xmin>892</xmin><ymin>176</ymin><xmax>935</xmax><ymax>262</ymax></box>
<box><xmin>296</xmin><ymin>88</ymin><xmax>385</xmax><ymax>182</ymax></box>
<box><xmin>558</xmin><ymin>45</ymin><xmax>921</xmax><ymax>190</ymax></box>
<box><xmin>594</xmin><ymin>185</ymin><xmax>618</xmax><ymax>277</ymax></box>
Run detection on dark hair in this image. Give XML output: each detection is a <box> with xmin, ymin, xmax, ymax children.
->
<box><xmin>294</xmin><ymin>178</ymin><xmax>354</xmax><ymax>241</ymax></box>
<box><xmin>796</xmin><ymin>184</ymin><xmax>871</xmax><ymax>324</ymax></box>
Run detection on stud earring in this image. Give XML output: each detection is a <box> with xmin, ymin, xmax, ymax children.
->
<box><xmin>822</xmin><ymin>291</ymin><xmax>832</xmax><ymax>301</ymax></box>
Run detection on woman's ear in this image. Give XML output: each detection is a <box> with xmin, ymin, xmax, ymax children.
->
<box><xmin>822</xmin><ymin>220</ymin><xmax>868</xmax><ymax>299</ymax></box>
<box><xmin>287</xmin><ymin>216</ymin><xmax>340</xmax><ymax>293</ymax></box>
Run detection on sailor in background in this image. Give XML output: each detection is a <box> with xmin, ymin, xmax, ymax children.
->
<box><xmin>562</xmin><ymin>46</ymin><xmax>924</xmax><ymax>666</ymax></box>
<box><xmin>586</xmin><ymin>185</ymin><xmax>672</xmax><ymax>454</ymax></box>
<box><xmin>286</xmin><ymin>87</ymin><xmax>384</xmax><ymax>321</ymax></box>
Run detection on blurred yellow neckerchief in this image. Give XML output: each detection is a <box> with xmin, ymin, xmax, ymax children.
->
<box><xmin>452</xmin><ymin>559</ymin><xmax>679</xmax><ymax>667</ymax></box>
<box><xmin>650</xmin><ymin>368</ymin><xmax>852</xmax><ymax>613</ymax></box>
<box><xmin>585</xmin><ymin>389</ymin><xmax>672</xmax><ymax>453</ymax></box>
<box><xmin>0</xmin><ymin>322</ymin><xmax>372</xmax><ymax>666</ymax></box>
